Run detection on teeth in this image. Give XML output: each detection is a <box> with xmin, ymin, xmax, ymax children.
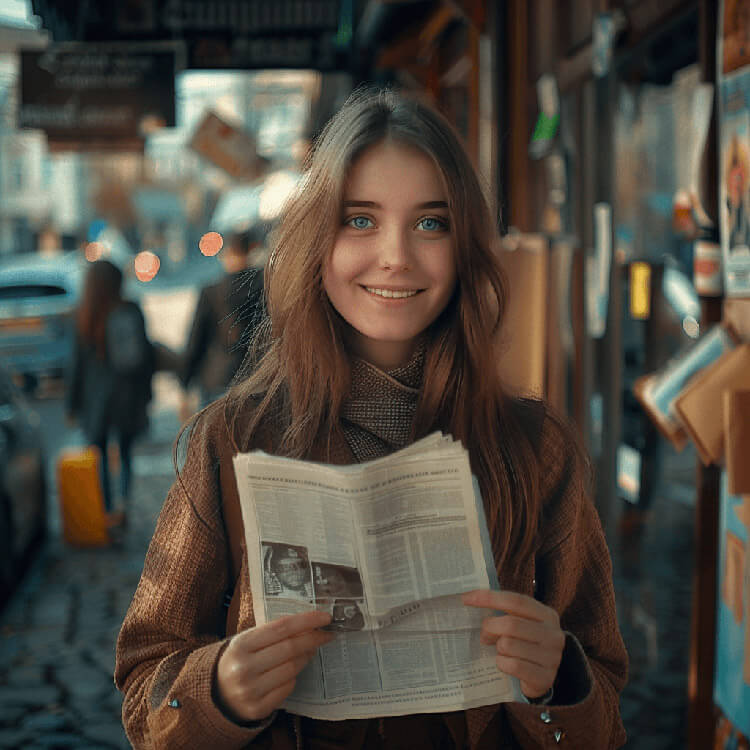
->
<box><xmin>365</xmin><ymin>287</ymin><xmax>419</xmax><ymax>299</ymax></box>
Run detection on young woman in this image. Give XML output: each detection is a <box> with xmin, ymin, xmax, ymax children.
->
<box><xmin>67</xmin><ymin>259</ymin><xmax>153</xmax><ymax>514</ymax></box>
<box><xmin>116</xmin><ymin>89</ymin><xmax>627</xmax><ymax>748</ymax></box>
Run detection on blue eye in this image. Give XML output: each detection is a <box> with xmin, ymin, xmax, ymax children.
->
<box><xmin>417</xmin><ymin>216</ymin><xmax>449</xmax><ymax>232</ymax></box>
<box><xmin>347</xmin><ymin>216</ymin><xmax>374</xmax><ymax>230</ymax></box>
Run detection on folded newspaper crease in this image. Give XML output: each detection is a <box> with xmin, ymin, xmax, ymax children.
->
<box><xmin>233</xmin><ymin>433</ymin><xmax>524</xmax><ymax>720</ymax></box>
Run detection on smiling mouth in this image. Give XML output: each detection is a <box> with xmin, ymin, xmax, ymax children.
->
<box><xmin>363</xmin><ymin>286</ymin><xmax>422</xmax><ymax>299</ymax></box>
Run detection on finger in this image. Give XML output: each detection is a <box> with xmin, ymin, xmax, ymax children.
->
<box><xmin>238</xmin><ymin>611</ymin><xmax>333</xmax><ymax>652</ymax></box>
<box><xmin>247</xmin><ymin>681</ymin><xmax>298</xmax><ymax>721</ymax></box>
<box><xmin>463</xmin><ymin>590</ymin><xmax>556</xmax><ymax>624</ymax></box>
<box><xmin>493</xmin><ymin>635</ymin><xmax>563</xmax><ymax>671</ymax></box>
<box><xmin>494</xmin><ymin>652</ymin><xmax>556</xmax><ymax>692</ymax></box>
<box><xmin>248</xmin><ymin>650</ymin><xmax>319</xmax><ymax>701</ymax></box>
<box><xmin>479</xmin><ymin>615</ymin><xmax>563</xmax><ymax>646</ymax></box>
<box><xmin>250</xmin><ymin>630</ymin><xmax>334</xmax><ymax>674</ymax></box>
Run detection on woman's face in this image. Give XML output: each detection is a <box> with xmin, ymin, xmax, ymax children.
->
<box><xmin>323</xmin><ymin>140</ymin><xmax>457</xmax><ymax>370</ymax></box>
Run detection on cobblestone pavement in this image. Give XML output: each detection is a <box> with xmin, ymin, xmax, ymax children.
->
<box><xmin>613</xmin><ymin>495</ymin><xmax>694</xmax><ymax>749</ymax></box>
<box><xmin>609</xmin><ymin>441</ymin><xmax>697</xmax><ymax>750</ymax></box>
<box><xmin>0</xmin><ymin>414</ymin><xmax>177</xmax><ymax>749</ymax></box>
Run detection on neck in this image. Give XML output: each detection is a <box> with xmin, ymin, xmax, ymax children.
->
<box><xmin>344</xmin><ymin>331</ymin><xmax>419</xmax><ymax>371</ymax></box>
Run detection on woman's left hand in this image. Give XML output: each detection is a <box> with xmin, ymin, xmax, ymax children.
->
<box><xmin>462</xmin><ymin>589</ymin><xmax>565</xmax><ymax>700</ymax></box>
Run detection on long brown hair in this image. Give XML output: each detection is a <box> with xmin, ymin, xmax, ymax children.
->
<box><xmin>76</xmin><ymin>259</ymin><xmax>123</xmax><ymax>359</ymax></box>
<box><xmin>232</xmin><ymin>88</ymin><xmax>544</xmax><ymax>573</ymax></box>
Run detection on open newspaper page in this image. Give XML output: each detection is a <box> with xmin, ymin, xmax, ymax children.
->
<box><xmin>233</xmin><ymin>433</ymin><xmax>523</xmax><ymax>720</ymax></box>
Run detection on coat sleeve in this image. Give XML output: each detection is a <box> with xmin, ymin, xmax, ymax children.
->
<box><xmin>114</xmin><ymin>404</ymin><xmax>271</xmax><ymax>748</ymax></box>
<box><xmin>65</xmin><ymin>333</ymin><xmax>84</xmax><ymax>417</ymax></box>
<box><xmin>180</xmin><ymin>287</ymin><xmax>214</xmax><ymax>389</ymax></box>
<box><xmin>504</xmin><ymin>414</ymin><xmax>629</xmax><ymax>749</ymax></box>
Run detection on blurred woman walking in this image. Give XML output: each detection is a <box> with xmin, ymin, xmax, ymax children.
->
<box><xmin>66</xmin><ymin>259</ymin><xmax>154</xmax><ymax>518</ymax></box>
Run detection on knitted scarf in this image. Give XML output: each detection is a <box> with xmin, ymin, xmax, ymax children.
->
<box><xmin>340</xmin><ymin>346</ymin><xmax>424</xmax><ymax>462</ymax></box>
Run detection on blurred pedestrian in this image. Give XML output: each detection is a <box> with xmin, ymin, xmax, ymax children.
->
<box><xmin>179</xmin><ymin>227</ymin><xmax>266</xmax><ymax>421</ymax></box>
<box><xmin>66</xmin><ymin>259</ymin><xmax>154</xmax><ymax>516</ymax></box>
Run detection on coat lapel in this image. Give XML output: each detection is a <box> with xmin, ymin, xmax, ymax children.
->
<box><xmin>466</xmin><ymin>704</ymin><xmax>499</xmax><ymax>748</ymax></box>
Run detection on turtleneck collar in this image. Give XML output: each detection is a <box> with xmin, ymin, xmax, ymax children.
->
<box><xmin>340</xmin><ymin>344</ymin><xmax>425</xmax><ymax>461</ymax></box>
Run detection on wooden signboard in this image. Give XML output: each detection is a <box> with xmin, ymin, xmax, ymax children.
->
<box><xmin>19</xmin><ymin>44</ymin><xmax>176</xmax><ymax>147</ymax></box>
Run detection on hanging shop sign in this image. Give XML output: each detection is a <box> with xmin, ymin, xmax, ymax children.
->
<box><xmin>18</xmin><ymin>44</ymin><xmax>176</xmax><ymax>148</ymax></box>
<box><xmin>85</xmin><ymin>0</ymin><xmax>339</xmax><ymax>37</ymax></box>
<box><xmin>29</xmin><ymin>0</ymin><xmax>346</xmax><ymax>71</ymax></box>
<box><xmin>633</xmin><ymin>323</ymin><xmax>739</xmax><ymax>451</ymax></box>
<box><xmin>187</xmin><ymin>33</ymin><xmax>338</xmax><ymax>70</ymax></box>
<box><xmin>717</xmin><ymin>0</ymin><xmax>750</xmax><ymax>297</ymax></box>
<box><xmin>188</xmin><ymin>110</ymin><xmax>263</xmax><ymax>180</ymax></box>
<box><xmin>674</xmin><ymin>344</ymin><xmax>750</xmax><ymax>467</ymax></box>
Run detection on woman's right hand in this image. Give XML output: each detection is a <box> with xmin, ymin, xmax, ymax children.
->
<box><xmin>215</xmin><ymin>610</ymin><xmax>334</xmax><ymax>723</ymax></box>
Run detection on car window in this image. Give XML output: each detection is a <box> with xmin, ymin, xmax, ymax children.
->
<box><xmin>0</xmin><ymin>284</ymin><xmax>68</xmax><ymax>300</ymax></box>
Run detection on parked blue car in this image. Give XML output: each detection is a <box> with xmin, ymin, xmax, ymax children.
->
<box><xmin>0</xmin><ymin>252</ymin><xmax>83</xmax><ymax>389</ymax></box>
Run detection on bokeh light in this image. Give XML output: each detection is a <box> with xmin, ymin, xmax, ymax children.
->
<box><xmin>84</xmin><ymin>241</ymin><xmax>104</xmax><ymax>262</ymax></box>
<box><xmin>134</xmin><ymin>251</ymin><xmax>161</xmax><ymax>282</ymax></box>
<box><xmin>199</xmin><ymin>231</ymin><xmax>224</xmax><ymax>256</ymax></box>
<box><xmin>259</xmin><ymin>171</ymin><xmax>299</xmax><ymax>220</ymax></box>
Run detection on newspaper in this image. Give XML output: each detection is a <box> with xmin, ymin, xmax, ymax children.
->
<box><xmin>233</xmin><ymin>433</ymin><xmax>524</xmax><ymax>720</ymax></box>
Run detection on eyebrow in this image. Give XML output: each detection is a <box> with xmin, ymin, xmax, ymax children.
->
<box><xmin>342</xmin><ymin>200</ymin><xmax>449</xmax><ymax>210</ymax></box>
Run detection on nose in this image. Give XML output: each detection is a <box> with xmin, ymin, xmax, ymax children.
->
<box><xmin>380</xmin><ymin>226</ymin><xmax>412</xmax><ymax>270</ymax></box>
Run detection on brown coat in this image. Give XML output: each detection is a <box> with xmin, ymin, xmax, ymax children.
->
<box><xmin>115</xmin><ymin>394</ymin><xmax>628</xmax><ymax>749</ymax></box>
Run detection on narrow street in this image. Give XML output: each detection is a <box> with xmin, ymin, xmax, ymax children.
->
<box><xmin>0</xmin><ymin>279</ymin><xmax>196</xmax><ymax>748</ymax></box>
<box><xmin>0</xmin><ymin>411</ymin><xmax>178</xmax><ymax>749</ymax></box>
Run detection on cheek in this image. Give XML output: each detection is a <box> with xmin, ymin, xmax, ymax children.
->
<box><xmin>323</xmin><ymin>245</ymin><xmax>363</xmax><ymax>295</ymax></box>
<box><xmin>321</xmin><ymin>262</ymin><xmax>341</xmax><ymax>305</ymax></box>
<box><xmin>425</xmin><ymin>248</ymin><xmax>457</xmax><ymax>293</ymax></box>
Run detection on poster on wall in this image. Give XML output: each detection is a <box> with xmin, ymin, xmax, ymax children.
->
<box><xmin>714</xmin><ymin>473</ymin><xmax>750</xmax><ymax>738</ymax></box>
<box><xmin>718</xmin><ymin>0</ymin><xmax>750</xmax><ymax>297</ymax></box>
